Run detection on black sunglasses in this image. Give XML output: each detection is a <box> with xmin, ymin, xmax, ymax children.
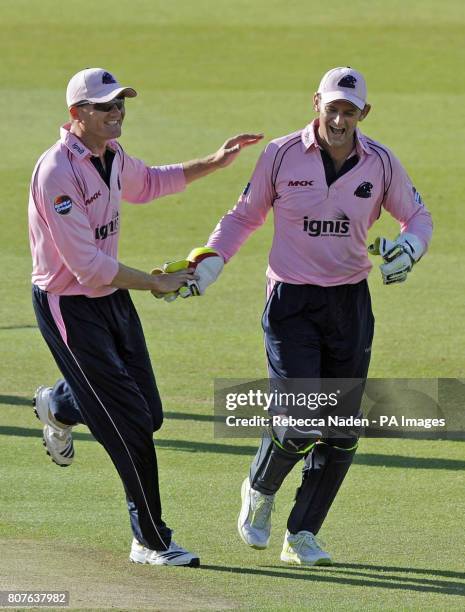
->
<box><xmin>76</xmin><ymin>97</ymin><xmax>125</xmax><ymax>112</ymax></box>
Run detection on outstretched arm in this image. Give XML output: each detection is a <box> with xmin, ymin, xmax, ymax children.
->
<box><xmin>182</xmin><ymin>133</ymin><xmax>264</xmax><ymax>184</ymax></box>
<box><xmin>109</xmin><ymin>262</ymin><xmax>197</xmax><ymax>293</ymax></box>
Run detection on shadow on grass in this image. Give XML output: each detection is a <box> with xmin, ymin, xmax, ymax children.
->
<box><xmin>351</xmin><ymin>453</ymin><xmax>465</xmax><ymax>470</ymax></box>
<box><xmin>1</xmin><ymin>425</ymin><xmax>464</xmax><ymax>469</ymax></box>
<box><xmin>0</xmin><ymin>395</ymin><xmax>220</xmax><ymax>422</ymax></box>
<box><xmin>0</xmin><ymin>426</ymin><xmax>257</xmax><ymax>454</ymax></box>
<box><xmin>331</xmin><ymin>562</ymin><xmax>465</xmax><ymax>580</ymax></box>
<box><xmin>164</xmin><ymin>411</ymin><xmax>222</xmax><ymax>423</ymax></box>
<box><xmin>201</xmin><ymin>563</ymin><xmax>465</xmax><ymax>597</ymax></box>
<box><xmin>0</xmin><ymin>395</ymin><xmax>31</xmax><ymax>407</ymax></box>
<box><xmin>0</xmin><ymin>324</ymin><xmax>38</xmax><ymax>330</ymax></box>
<box><xmin>0</xmin><ymin>426</ymin><xmax>95</xmax><ymax>441</ymax></box>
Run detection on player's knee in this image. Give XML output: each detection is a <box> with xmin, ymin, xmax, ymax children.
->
<box><xmin>273</xmin><ymin>435</ymin><xmax>318</xmax><ymax>456</ymax></box>
<box><xmin>312</xmin><ymin>438</ymin><xmax>359</xmax><ymax>466</ymax></box>
<box><xmin>326</xmin><ymin>436</ymin><xmax>359</xmax><ymax>452</ymax></box>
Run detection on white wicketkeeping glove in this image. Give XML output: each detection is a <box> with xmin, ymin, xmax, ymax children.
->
<box><xmin>152</xmin><ymin>247</ymin><xmax>224</xmax><ymax>302</ymax></box>
<box><xmin>181</xmin><ymin>247</ymin><xmax>224</xmax><ymax>298</ymax></box>
<box><xmin>368</xmin><ymin>233</ymin><xmax>424</xmax><ymax>285</ymax></box>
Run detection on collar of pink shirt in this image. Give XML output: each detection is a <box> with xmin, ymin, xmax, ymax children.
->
<box><xmin>301</xmin><ymin>119</ymin><xmax>372</xmax><ymax>159</ymax></box>
<box><xmin>59</xmin><ymin>123</ymin><xmax>118</xmax><ymax>161</ymax></box>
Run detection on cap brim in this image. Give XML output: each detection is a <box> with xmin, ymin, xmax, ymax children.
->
<box><xmin>319</xmin><ymin>91</ymin><xmax>365</xmax><ymax>110</ymax></box>
<box><xmin>87</xmin><ymin>86</ymin><xmax>138</xmax><ymax>104</ymax></box>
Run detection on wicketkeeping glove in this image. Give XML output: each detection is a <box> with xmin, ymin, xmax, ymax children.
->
<box><xmin>152</xmin><ymin>247</ymin><xmax>224</xmax><ymax>302</ymax></box>
<box><xmin>368</xmin><ymin>233</ymin><xmax>425</xmax><ymax>285</ymax></box>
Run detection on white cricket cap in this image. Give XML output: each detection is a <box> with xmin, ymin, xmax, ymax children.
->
<box><xmin>317</xmin><ymin>67</ymin><xmax>367</xmax><ymax>110</ymax></box>
<box><xmin>66</xmin><ymin>68</ymin><xmax>137</xmax><ymax>108</ymax></box>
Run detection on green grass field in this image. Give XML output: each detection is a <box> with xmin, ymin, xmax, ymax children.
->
<box><xmin>1</xmin><ymin>1</ymin><xmax>464</xmax><ymax>610</ymax></box>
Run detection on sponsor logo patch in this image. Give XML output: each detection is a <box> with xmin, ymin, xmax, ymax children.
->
<box><xmin>412</xmin><ymin>186</ymin><xmax>424</xmax><ymax>206</ymax></box>
<box><xmin>302</xmin><ymin>127</ymin><xmax>314</xmax><ymax>148</ymax></box>
<box><xmin>54</xmin><ymin>195</ymin><xmax>73</xmax><ymax>215</ymax></box>
<box><xmin>72</xmin><ymin>142</ymin><xmax>85</xmax><ymax>155</ymax></box>
<box><xmin>303</xmin><ymin>211</ymin><xmax>351</xmax><ymax>237</ymax></box>
<box><xmin>354</xmin><ymin>181</ymin><xmax>373</xmax><ymax>198</ymax></box>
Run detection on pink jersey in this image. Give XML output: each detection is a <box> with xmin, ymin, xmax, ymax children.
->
<box><xmin>208</xmin><ymin>120</ymin><xmax>432</xmax><ymax>286</ymax></box>
<box><xmin>29</xmin><ymin>124</ymin><xmax>186</xmax><ymax>297</ymax></box>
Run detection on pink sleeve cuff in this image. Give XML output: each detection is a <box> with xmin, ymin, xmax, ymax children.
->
<box><xmin>151</xmin><ymin>163</ymin><xmax>186</xmax><ymax>197</ymax></box>
<box><xmin>76</xmin><ymin>252</ymin><xmax>119</xmax><ymax>288</ymax></box>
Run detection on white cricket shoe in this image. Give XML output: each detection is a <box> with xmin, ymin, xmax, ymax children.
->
<box><xmin>281</xmin><ymin>530</ymin><xmax>332</xmax><ymax>566</ymax></box>
<box><xmin>33</xmin><ymin>386</ymin><xmax>74</xmax><ymax>467</ymax></box>
<box><xmin>237</xmin><ymin>477</ymin><xmax>275</xmax><ymax>549</ymax></box>
<box><xmin>129</xmin><ymin>538</ymin><xmax>200</xmax><ymax>567</ymax></box>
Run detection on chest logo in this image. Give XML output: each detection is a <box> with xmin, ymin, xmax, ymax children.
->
<box><xmin>85</xmin><ymin>190</ymin><xmax>101</xmax><ymax>206</ymax></box>
<box><xmin>354</xmin><ymin>182</ymin><xmax>373</xmax><ymax>198</ymax></box>
<box><xmin>303</xmin><ymin>212</ymin><xmax>350</xmax><ymax>237</ymax></box>
<box><xmin>95</xmin><ymin>211</ymin><xmax>119</xmax><ymax>241</ymax></box>
<box><xmin>288</xmin><ymin>180</ymin><xmax>314</xmax><ymax>187</ymax></box>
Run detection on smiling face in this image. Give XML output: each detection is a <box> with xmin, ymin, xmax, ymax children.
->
<box><xmin>313</xmin><ymin>94</ymin><xmax>370</xmax><ymax>155</ymax></box>
<box><xmin>70</xmin><ymin>97</ymin><xmax>126</xmax><ymax>152</ymax></box>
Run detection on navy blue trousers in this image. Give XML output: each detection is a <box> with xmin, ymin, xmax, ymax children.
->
<box><xmin>250</xmin><ymin>280</ymin><xmax>374</xmax><ymax>533</ymax></box>
<box><xmin>32</xmin><ymin>285</ymin><xmax>170</xmax><ymax>551</ymax></box>
<box><xmin>263</xmin><ymin>280</ymin><xmax>374</xmax><ymax>380</ymax></box>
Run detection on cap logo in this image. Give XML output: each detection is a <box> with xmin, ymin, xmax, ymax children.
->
<box><xmin>102</xmin><ymin>72</ymin><xmax>116</xmax><ymax>85</ymax></box>
<box><xmin>337</xmin><ymin>75</ymin><xmax>357</xmax><ymax>89</ymax></box>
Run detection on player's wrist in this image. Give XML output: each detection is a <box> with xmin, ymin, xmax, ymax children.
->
<box><xmin>182</xmin><ymin>154</ymin><xmax>219</xmax><ymax>184</ymax></box>
<box><xmin>150</xmin><ymin>270</ymin><xmax>167</xmax><ymax>294</ymax></box>
<box><xmin>395</xmin><ymin>232</ymin><xmax>425</xmax><ymax>263</ymax></box>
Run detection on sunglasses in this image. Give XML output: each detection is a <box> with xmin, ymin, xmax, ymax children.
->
<box><xmin>76</xmin><ymin>97</ymin><xmax>125</xmax><ymax>112</ymax></box>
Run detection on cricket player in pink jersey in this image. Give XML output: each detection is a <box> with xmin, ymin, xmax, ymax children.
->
<box><xmin>28</xmin><ymin>67</ymin><xmax>262</xmax><ymax>567</ymax></box>
<box><xmin>204</xmin><ymin>67</ymin><xmax>433</xmax><ymax>565</ymax></box>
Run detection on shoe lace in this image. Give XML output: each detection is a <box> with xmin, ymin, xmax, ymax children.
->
<box><xmin>251</xmin><ymin>494</ymin><xmax>275</xmax><ymax>529</ymax></box>
<box><xmin>50</xmin><ymin>427</ymin><xmax>71</xmax><ymax>441</ymax></box>
<box><xmin>169</xmin><ymin>540</ymin><xmax>181</xmax><ymax>552</ymax></box>
<box><xmin>293</xmin><ymin>532</ymin><xmax>325</xmax><ymax>554</ymax></box>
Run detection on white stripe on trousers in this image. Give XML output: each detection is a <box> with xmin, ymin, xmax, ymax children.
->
<box><xmin>64</xmin><ymin>344</ymin><xmax>168</xmax><ymax>551</ymax></box>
